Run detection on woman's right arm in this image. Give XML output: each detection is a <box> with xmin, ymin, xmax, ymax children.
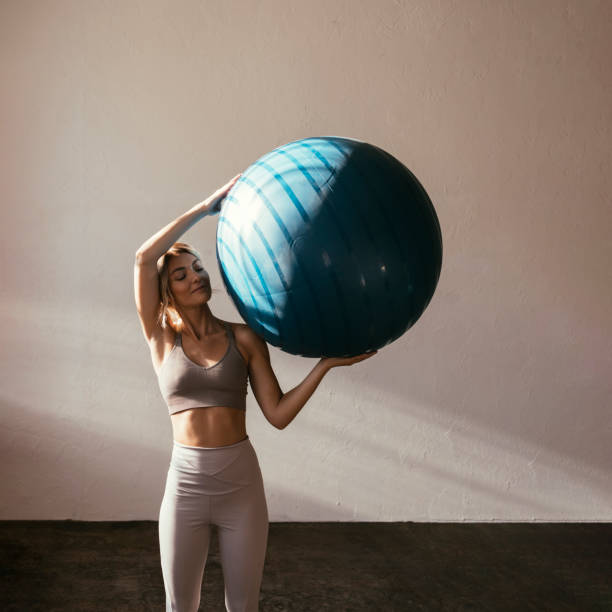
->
<box><xmin>133</xmin><ymin>173</ymin><xmax>241</xmax><ymax>341</ymax></box>
<box><xmin>134</xmin><ymin>173</ymin><xmax>241</xmax><ymax>264</ymax></box>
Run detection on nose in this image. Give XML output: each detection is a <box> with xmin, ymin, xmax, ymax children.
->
<box><xmin>191</xmin><ymin>271</ymin><xmax>207</xmax><ymax>287</ymax></box>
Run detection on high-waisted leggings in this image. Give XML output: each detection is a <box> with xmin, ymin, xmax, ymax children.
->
<box><xmin>159</xmin><ymin>436</ymin><xmax>269</xmax><ymax>611</ymax></box>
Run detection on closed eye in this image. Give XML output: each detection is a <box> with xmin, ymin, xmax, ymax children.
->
<box><xmin>176</xmin><ymin>267</ymin><xmax>204</xmax><ymax>280</ymax></box>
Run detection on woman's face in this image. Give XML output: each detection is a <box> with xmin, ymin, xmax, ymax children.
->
<box><xmin>168</xmin><ymin>252</ymin><xmax>211</xmax><ymax>306</ymax></box>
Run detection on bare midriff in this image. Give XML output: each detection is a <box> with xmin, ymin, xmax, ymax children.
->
<box><xmin>170</xmin><ymin>405</ymin><xmax>247</xmax><ymax>447</ymax></box>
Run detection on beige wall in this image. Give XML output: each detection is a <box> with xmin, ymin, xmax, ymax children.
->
<box><xmin>1</xmin><ymin>0</ymin><xmax>610</xmax><ymax>521</ymax></box>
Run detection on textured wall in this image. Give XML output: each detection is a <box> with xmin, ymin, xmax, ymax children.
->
<box><xmin>1</xmin><ymin>0</ymin><xmax>610</xmax><ymax>521</ymax></box>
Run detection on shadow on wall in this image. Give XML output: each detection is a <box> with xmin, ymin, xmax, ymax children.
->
<box><xmin>1</xmin><ymin>388</ymin><xmax>606</xmax><ymax>521</ymax></box>
<box><xmin>279</xmin><ymin>397</ymin><xmax>609</xmax><ymax>520</ymax></box>
<box><xmin>0</xmin><ymin>284</ymin><xmax>610</xmax><ymax>520</ymax></box>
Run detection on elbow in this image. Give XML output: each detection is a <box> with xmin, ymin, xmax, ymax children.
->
<box><xmin>274</xmin><ymin>393</ymin><xmax>286</xmax><ymax>430</ymax></box>
<box><xmin>135</xmin><ymin>249</ymin><xmax>151</xmax><ymax>264</ymax></box>
<box><xmin>272</xmin><ymin>410</ymin><xmax>287</xmax><ymax>430</ymax></box>
<box><xmin>272</xmin><ymin>391</ymin><xmax>289</xmax><ymax>429</ymax></box>
<box><xmin>135</xmin><ymin>245</ymin><xmax>159</xmax><ymax>264</ymax></box>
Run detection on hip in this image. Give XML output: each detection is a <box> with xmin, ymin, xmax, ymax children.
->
<box><xmin>165</xmin><ymin>435</ymin><xmax>264</xmax><ymax>496</ymax></box>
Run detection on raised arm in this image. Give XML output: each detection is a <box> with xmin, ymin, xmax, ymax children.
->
<box><xmin>134</xmin><ymin>173</ymin><xmax>241</xmax><ymax>264</ymax></box>
<box><xmin>133</xmin><ymin>173</ymin><xmax>241</xmax><ymax>341</ymax></box>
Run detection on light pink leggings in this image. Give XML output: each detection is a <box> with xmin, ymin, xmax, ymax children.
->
<box><xmin>159</xmin><ymin>436</ymin><xmax>269</xmax><ymax>611</ymax></box>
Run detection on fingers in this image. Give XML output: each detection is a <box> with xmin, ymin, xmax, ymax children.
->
<box><xmin>221</xmin><ymin>173</ymin><xmax>242</xmax><ymax>194</ymax></box>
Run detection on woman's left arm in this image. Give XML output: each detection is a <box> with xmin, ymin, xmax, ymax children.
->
<box><xmin>239</xmin><ymin>326</ymin><xmax>376</xmax><ymax>430</ymax></box>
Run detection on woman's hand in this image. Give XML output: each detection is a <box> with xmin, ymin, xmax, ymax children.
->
<box><xmin>320</xmin><ymin>350</ymin><xmax>378</xmax><ymax>370</ymax></box>
<box><xmin>198</xmin><ymin>173</ymin><xmax>242</xmax><ymax>216</ymax></box>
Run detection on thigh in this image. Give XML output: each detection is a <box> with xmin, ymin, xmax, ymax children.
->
<box><xmin>214</xmin><ymin>477</ymin><xmax>269</xmax><ymax>611</ymax></box>
<box><xmin>159</xmin><ymin>469</ymin><xmax>212</xmax><ymax>612</ymax></box>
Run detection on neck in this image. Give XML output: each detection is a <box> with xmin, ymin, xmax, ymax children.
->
<box><xmin>177</xmin><ymin>304</ymin><xmax>223</xmax><ymax>341</ymax></box>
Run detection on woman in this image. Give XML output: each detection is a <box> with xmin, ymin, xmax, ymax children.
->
<box><xmin>133</xmin><ymin>173</ymin><xmax>377</xmax><ymax>611</ymax></box>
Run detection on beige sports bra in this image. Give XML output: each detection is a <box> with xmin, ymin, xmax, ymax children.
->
<box><xmin>157</xmin><ymin>321</ymin><xmax>248</xmax><ymax>415</ymax></box>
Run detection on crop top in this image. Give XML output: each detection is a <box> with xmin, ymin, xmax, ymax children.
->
<box><xmin>157</xmin><ymin>321</ymin><xmax>248</xmax><ymax>415</ymax></box>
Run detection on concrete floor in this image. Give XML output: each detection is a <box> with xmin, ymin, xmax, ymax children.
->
<box><xmin>1</xmin><ymin>521</ymin><xmax>610</xmax><ymax>611</ymax></box>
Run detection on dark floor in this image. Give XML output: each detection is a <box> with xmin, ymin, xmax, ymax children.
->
<box><xmin>1</xmin><ymin>521</ymin><xmax>611</xmax><ymax>611</ymax></box>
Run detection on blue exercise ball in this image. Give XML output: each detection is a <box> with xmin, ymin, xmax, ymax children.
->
<box><xmin>216</xmin><ymin>136</ymin><xmax>442</xmax><ymax>358</ymax></box>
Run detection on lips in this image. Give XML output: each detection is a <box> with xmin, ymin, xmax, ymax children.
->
<box><xmin>192</xmin><ymin>285</ymin><xmax>207</xmax><ymax>293</ymax></box>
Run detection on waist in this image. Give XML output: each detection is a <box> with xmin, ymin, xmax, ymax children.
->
<box><xmin>171</xmin><ymin>405</ymin><xmax>247</xmax><ymax>447</ymax></box>
<box><xmin>173</xmin><ymin>435</ymin><xmax>250</xmax><ymax>451</ymax></box>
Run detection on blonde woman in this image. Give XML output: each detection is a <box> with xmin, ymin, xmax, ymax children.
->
<box><xmin>133</xmin><ymin>173</ymin><xmax>377</xmax><ymax>611</ymax></box>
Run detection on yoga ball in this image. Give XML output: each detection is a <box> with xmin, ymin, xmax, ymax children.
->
<box><xmin>216</xmin><ymin>136</ymin><xmax>442</xmax><ymax>358</ymax></box>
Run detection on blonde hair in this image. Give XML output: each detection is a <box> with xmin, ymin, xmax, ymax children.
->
<box><xmin>156</xmin><ymin>242</ymin><xmax>213</xmax><ymax>333</ymax></box>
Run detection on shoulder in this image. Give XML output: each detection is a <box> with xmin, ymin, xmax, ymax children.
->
<box><xmin>228</xmin><ymin>322</ymin><xmax>269</xmax><ymax>362</ymax></box>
